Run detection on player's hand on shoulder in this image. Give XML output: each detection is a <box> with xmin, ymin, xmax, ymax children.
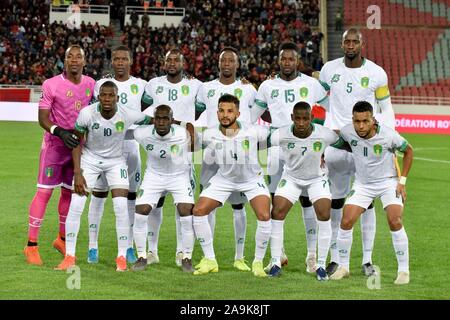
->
<box><xmin>54</xmin><ymin>127</ymin><xmax>80</xmax><ymax>149</ymax></box>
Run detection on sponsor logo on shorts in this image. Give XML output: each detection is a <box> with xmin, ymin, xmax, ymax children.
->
<box><xmin>278</xmin><ymin>179</ymin><xmax>286</xmax><ymax>188</ymax></box>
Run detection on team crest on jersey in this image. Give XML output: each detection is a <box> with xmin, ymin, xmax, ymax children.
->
<box><xmin>373</xmin><ymin>144</ymin><xmax>383</xmax><ymax>155</ymax></box>
<box><xmin>75</xmin><ymin>100</ymin><xmax>82</xmax><ymax>110</ymax></box>
<box><xmin>146</xmin><ymin>144</ymin><xmax>154</xmax><ymax>151</ymax></box>
<box><xmin>351</xmin><ymin>140</ymin><xmax>358</xmax><ymax>147</ymax></box>
<box><xmin>91</xmin><ymin>123</ymin><xmax>100</xmax><ymax>130</ymax></box>
<box><xmin>287</xmin><ymin>142</ymin><xmax>295</xmax><ymax>149</ymax></box>
<box><xmin>170</xmin><ymin>144</ymin><xmax>180</xmax><ymax>154</ymax></box>
<box><xmin>85</xmin><ymin>88</ymin><xmax>91</xmax><ymax>97</ymax></box>
<box><xmin>130</xmin><ymin>84</ymin><xmax>139</xmax><ymax>95</ymax></box>
<box><xmin>234</xmin><ymin>88</ymin><xmax>243</xmax><ymax>100</ymax></box>
<box><xmin>271</xmin><ymin>89</ymin><xmax>279</xmax><ymax>99</ymax></box>
<box><xmin>361</xmin><ymin>77</ymin><xmax>369</xmax><ymax>88</ymax></box>
<box><xmin>300</xmin><ymin>87</ymin><xmax>309</xmax><ymax>98</ymax></box>
<box><xmin>181</xmin><ymin>85</ymin><xmax>189</xmax><ymax>96</ymax></box>
<box><xmin>331</xmin><ymin>74</ymin><xmax>340</xmax><ymax>83</ymax></box>
<box><xmin>278</xmin><ymin>179</ymin><xmax>286</xmax><ymax>188</ymax></box>
<box><xmin>207</xmin><ymin>89</ymin><xmax>215</xmax><ymax>98</ymax></box>
<box><xmin>242</xmin><ymin>139</ymin><xmax>250</xmax><ymax>150</ymax></box>
<box><xmin>156</xmin><ymin>86</ymin><xmax>164</xmax><ymax>94</ymax></box>
<box><xmin>313</xmin><ymin>141</ymin><xmax>322</xmax><ymax>152</ymax></box>
<box><xmin>66</xmin><ymin>90</ymin><xmax>73</xmax><ymax>97</ymax></box>
<box><xmin>45</xmin><ymin>167</ymin><xmax>53</xmax><ymax>177</ymax></box>
<box><xmin>115</xmin><ymin>121</ymin><xmax>125</xmax><ymax>132</ymax></box>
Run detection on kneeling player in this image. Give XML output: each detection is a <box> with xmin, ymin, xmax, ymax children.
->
<box><xmin>330</xmin><ymin>101</ymin><xmax>413</xmax><ymax>285</ymax></box>
<box><xmin>267</xmin><ymin>102</ymin><xmax>340</xmax><ymax>280</ymax></box>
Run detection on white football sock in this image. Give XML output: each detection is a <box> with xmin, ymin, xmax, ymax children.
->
<box><xmin>207</xmin><ymin>208</ymin><xmax>216</xmax><ymax>238</ymax></box>
<box><xmin>254</xmin><ymin>219</ymin><xmax>271</xmax><ymax>262</ymax></box>
<box><xmin>147</xmin><ymin>206</ymin><xmax>163</xmax><ymax>254</ymax></box>
<box><xmin>233</xmin><ymin>208</ymin><xmax>247</xmax><ymax>260</ymax></box>
<box><xmin>180</xmin><ymin>215</ymin><xmax>195</xmax><ymax>259</ymax></box>
<box><xmin>133</xmin><ymin>213</ymin><xmax>148</xmax><ymax>259</ymax></box>
<box><xmin>175</xmin><ymin>208</ymin><xmax>182</xmax><ymax>253</ymax></box>
<box><xmin>65</xmin><ymin>194</ymin><xmax>87</xmax><ymax>256</ymax></box>
<box><xmin>317</xmin><ymin>219</ymin><xmax>332</xmax><ymax>269</ymax></box>
<box><xmin>337</xmin><ymin>227</ymin><xmax>353</xmax><ymax>270</ymax></box>
<box><xmin>270</xmin><ymin>219</ymin><xmax>284</xmax><ymax>267</ymax></box>
<box><xmin>361</xmin><ymin>207</ymin><xmax>376</xmax><ymax>265</ymax></box>
<box><xmin>127</xmin><ymin>199</ymin><xmax>136</xmax><ymax>248</ymax></box>
<box><xmin>87</xmin><ymin>195</ymin><xmax>106</xmax><ymax>250</ymax></box>
<box><xmin>330</xmin><ymin>208</ymin><xmax>342</xmax><ymax>263</ymax></box>
<box><xmin>302</xmin><ymin>206</ymin><xmax>317</xmax><ymax>255</ymax></box>
<box><xmin>391</xmin><ymin>227</ymin><xmax>409</xmax><ymax>273</ymax></box>
<box><xmin>193</xmin><ymin>215</ymin><xmax>215</xmax><ymax>259</ymax></box>
<box><xmin>112</xmin><ymin>197</ymin><xmax>130</xmax><ymax>257</ymax></box>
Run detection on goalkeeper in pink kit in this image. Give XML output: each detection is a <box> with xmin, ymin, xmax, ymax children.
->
<box><xmin>24</xmin><ymin>45</ymin><xmax>95</xmax><ymax>265</ymax></box>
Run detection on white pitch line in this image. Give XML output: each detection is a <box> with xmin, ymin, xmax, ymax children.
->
<box><xmin>397</xmin><ymin>154</ymin><xmax>450</xmax><ymax>164</ymax></box>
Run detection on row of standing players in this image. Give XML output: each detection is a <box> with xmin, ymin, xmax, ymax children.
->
<box><xmin>24</xmin><ymin>29</ymin><xmax>411</xmax><ymax>284</ymax></box>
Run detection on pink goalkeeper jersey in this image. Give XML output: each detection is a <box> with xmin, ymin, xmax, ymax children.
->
<box><xmin>39</xmin><ymin>73</ymin><xmax>95</xmax><ymax>147</ymax></box>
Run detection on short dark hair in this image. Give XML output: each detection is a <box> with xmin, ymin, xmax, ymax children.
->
<box><xmin>165</xmin><ymin>48</ymin><xmax>184</xmax><ymax>61</ymax></box>
<box><xmin>352</xmin><ymin>101</ymin><xmax>373</xmax><ymax>114</ymax></box>
<box><xmin>155</xmin><ymin>104</ymin><xmax>173</xmax><ymax>117</ymax></box>
<box><xmin>293</xmin><ymin>101</ymin><xmax>311</xmax><ymax>113</ymax></box>
<box><xmin>218</xmin><ymin>94</ymin><xmax>240</xmax><ymax>110</ymax></box>
<box><xmin>113</xmin><ymin>45</ymin><xmax>132</xmax><ymax>54</ymax></box>
<box><xmin>279</xmin><ymin>42</ymin><xmax>298</xmax><ymax>55</ymax></box>
<box><xmin>100</xmin><ymin>81</ymin><xmax>118</xmax><ymax>94</ymax></box>
<box><xmin>65</xmin><ymin>44</ymin><xmax>85</xmax><ymax>59</ymax></box>
<box><xmin>220</xmin><ymin>46</ymin><xmax>239</xmax><ymax>56</ymax></box>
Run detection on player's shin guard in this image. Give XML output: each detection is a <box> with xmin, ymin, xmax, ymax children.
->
<box><xmin>302</xmin><ymin>206</ymin><xmax>318</xmax><ymax>256</ymax></box>
<box><xmin>58</xmin><ymin>187</ymin><xmax>71</xmax><ymax>238</ymax></box>
<box><xmin>337</xmin><ymin>227</ymin><xmax>353</xmax><ymax>270</ymax></box>
<box><xmin>255</xmin><ymin>220</ymin><xmax>271</xmax><ymax>262</ymax></box>
<box><xmin>175</xmin><ymin>208</ymin><xmax>182</xmax><ymax>253</ymax></box>
<box><xmin>147</xmin><ymin>207</ymin><xmax>163</xmax><ymax>254</ymax></box>
<box><xmin>361</xmin><ymin>207</ymin><xmax>376</xmax><ymax>265</ymax></box>
<box><xmin>127</xmin><ymin>199</ymin><xmax>136</xmax><ymax>247</ymax></box>
<box><xmin>65</xmin><ymin>194</ymin><xmax>88</xmax><ymax>256</ymax></box>
<box><xmin>180</xmin><ymin>215</ymin><xmax>195</xmax><ymax>259</ymax></box>
<box><xmin>87</xmin><ymin>195</ymin><xmax>106</xmax><ymax>250</ymax></box>
<box><xmin>391</xmin><ymin>227</ymin><xmax>409</xmax><ymax>273</ymax></box>
<box><xmin>193</xmin><ymin>215</ymin><xmax>215</xmax><ymax>259</ymax></box>
<box><xmin>317</xmin><ymin>219</ymin><xmax>332</xmax><ymax>269</ymax></box>
<box><xmin>330</xmin><ymin>208</ymin><xmax>342</xmax><ymax>263</ymax></box>
<box><xmin>233</xmin><ymin>208</ymin><xmax>247</xmax><ymax>260</ymax></box>
<box><xmin>133</xmin><ymin>213</ymin><xmax>148</xmax><ymax>259</ymax></box>
<box><xmin>28</xmin><ymin>188</ymin><xmax>53</xmax><ymax>243</ymax></box>
<box><xmin>113</xmin><ymin>197</ymin><xmax>130</xmax><ymax>257</ymax></box>
<box><xmin>208</xmin><ymin>209</ymin><xmax>216</xmax><ymax>238</ymax></box>
<box><xmin>270</xmin><ymin>219</ymin><xmax>284</xmax><ymax>266</ymax></box>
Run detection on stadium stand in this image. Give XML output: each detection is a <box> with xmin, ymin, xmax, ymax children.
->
<box><xmin>344</xmin><ymin>0</ymin><xmax>450</xmax><ymax>99</ymax></box>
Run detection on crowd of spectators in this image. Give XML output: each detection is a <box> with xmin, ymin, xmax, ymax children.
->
<box><xmin>0</xmin><ymin>0</ymin><xmax>322</xmax><ymax>87</ymax></box>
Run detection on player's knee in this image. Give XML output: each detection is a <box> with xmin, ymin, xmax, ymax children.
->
<box><xmin>315</xmin><ymin>209</ymin><xmax>330</xmax><ymax>221</ymax></box>
<box><xmin>156</xmin><ymin>196</ymin><xmax>165</xmax><ymax>208</ymax></box>
<box><xmin>127</xmin><ymin>192</ymin><xmax>136</xmax><ymax>201</ymax></box>
<box><xmin>192</xmin><ymin>205</ymin><xmax>208</xmax><ymax>216</ymax></box>
<box><xmin>231</xmin><ymin>203</ymin><xmax>244</xmax><ymax>210</ymax></box>
<box><xmin>331</xmin><ymin>198</ymin><xmax>345</xmax><ymax>209</ymax></box>
<box><xmin>340</xmin><ymin>215</ymin><xmax>355</xmax><ymax>230</ymax></box>
<box><xmin>271</xmin><ymin>206</ymin><xmax>286</xmax><ymax>220</ymax></box>
<box><xmin>387</xmin><ymin>216</ymin><xmax>403</xmax><ymax>231</ymax></box>
<box><xmin>177</xmin><ymin>203</ymin><xmax>193</xmax><ymax>216</ymax></box>
<box><xmin>299</xmin><ymin>196</ymin><xmax>312</xmax><ymax>207</ymax></box>
<box><xmin>92</xmin><ymin>190</ymin><xmax>108</xmax><ymax>198</ymax></box>
<box><xmin>136</xmin><ymin>204</ymin><xmax>151</xmax><ymax>215</ymax></box>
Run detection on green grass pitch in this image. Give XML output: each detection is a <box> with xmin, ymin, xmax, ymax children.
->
<box><xmin>0</xmin><ymin>121</ymin><xmax>449</xmax><ymax>300</ymax></box>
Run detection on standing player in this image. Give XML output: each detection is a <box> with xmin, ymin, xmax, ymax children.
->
<box><xmin>24</xmin><ymin>45</ymin><xmax>95</xmax><ymax>265</ymax></box>
<box><xmin>330</xmin><ymin>101</ymin><xmax>412</xmax><ymax>285</ymax></box>
<box><xmin>55</xmin><ymin>81</ymin><xmax>152</xmax><ymax>271</ymax></box>
<box><xmin>131</xmin><ymin>105</ymin><xmax>197</xmax><ymax>273</ymax></box>
<box><xmin>251</xmin><ymin>42</ymin><xmax>329</xmax><ymax>273</ymax></box>
<box><xmin>140</xmin><ymin>49</ymin><xmax>201</xmax><ymax>266</ymax></box>
<box><xmin>319</xmin><ymin>28</ymin><xmax>396</xmax><ymax>276</ymax></box>
<box><xmin>195</xmin><ymin>47</ymin><xmax>258</xmax><ymax>271</ymax></box>
<box><xmin>267</xmin><ymin>102</ymin><xmax>339</xmax><ymax>281</ymax></box>
<box><xmin>193</xmin><ymin>94</ymin><xmax>271</xmax><ymax>277</ymax></box>
<box><xmin>86</xmin><ymin>46</ymin><xmax>148</xmax><ymax>265</ymax></box>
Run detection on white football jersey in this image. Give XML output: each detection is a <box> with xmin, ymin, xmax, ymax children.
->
<box><xmin>142</xmin><ymin>76</ymin><xmax>202</xmax><ymax>123</ymax></box>
<box><xmin>195</xmin><ymin>79</ymin><xmax>257</xmax><ymax>127</ymax></box>
<box><xmin>202</xmin><ymin>121</ymin><xmax>269</xmax><ymax>183</ymax></box>
<box><xmin>95</xmin><ymin>76</ymin><xmax>147</xmax><ymax>112</ymax></box>
<box><xmin>253</xmin><ymin>74</ymin><xmax>328</xmax><ymax>128</ymax></box>
<box><xmin>75</xmin><ymin>103</ymin><xmax>150</xmax><ymax>159</ymax></box>
<box><xmin>134</xmin><ymin>124</ymin><xmax>191</xmax><ymax>176</ymax></box>
<box><xmin>338</xmin><ymin>124</ymin><xmax>408</xmax><ymax>185</ymax></box>
<box><xmin>269</xmin><ymin>124</ymin><xmax>339</xmax><ymax>182</ymax></box>
<box><xmin>319</xmin><ymin>57</ymin><xmax>391</xmax><ymax>130</ymax></box>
